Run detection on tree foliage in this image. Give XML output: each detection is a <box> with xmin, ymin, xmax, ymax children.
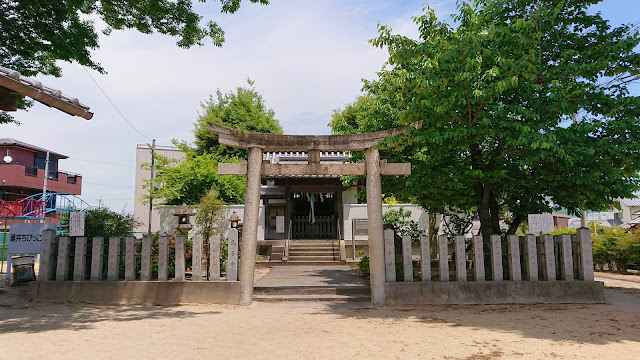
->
<box><xmin>84</xmin><ymin>206</ymin><xmax>139</xmax><ymax>238</ymax></box>
<box><xmin>0</xmin><ymin>0</ymin><xmax>269</xmax><ymax>123</ymax></box>
<box><xmin>193</xmin><ymin>78</ymin><xmax>283</xmax><ymax>159</ymax></box>
<box><xmin>333</xmin><ymin>0</ymin><xmax>640</xmax><ymax>236</ymax></box>
<box><xmin>144</xmin><ymin>81</ymin><xmax>281</xmax><ymax>205</ymax></box>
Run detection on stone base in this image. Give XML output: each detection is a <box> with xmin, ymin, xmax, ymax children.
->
<box><xmin>27</xmin><ymin>281</ymin><xmax>242</xmax><ymax>305</ymax></box>
<box><xmin>385</xmin><ymin>281</ymin><xmax>605</xmax><ymax>305</ymax></box>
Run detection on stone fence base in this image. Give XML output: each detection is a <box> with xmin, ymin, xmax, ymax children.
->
<box><xmin>27</xmin><ymin>281</ymin><xmax>242</xmax><ymax>305</ymax></box>
<box><xmin>385</xmin><ymin>281</ymin><xmax>605</xmax><ymax>305</ymax></box>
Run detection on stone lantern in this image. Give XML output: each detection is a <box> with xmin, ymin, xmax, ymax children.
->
<box><xmin>228</xmin><ymin>210</ymin><xmax>241</xmax><ymax>229</ymax></box>
<box><xmin>173</xmin><ymin>204</ymin><xmax>193</xmax><ymax>230</ymax></box>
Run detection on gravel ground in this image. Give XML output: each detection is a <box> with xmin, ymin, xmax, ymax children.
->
<box><xmin>0</xmin><ymin>271</ymin><xmax>638</xmax><ymax>359</ymax></box>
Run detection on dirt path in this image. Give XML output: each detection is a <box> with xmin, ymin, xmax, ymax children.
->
<box><xmin>0</xmin><ymin>274</ymin><xmax>638</xmax><ymax>359</ymax></box>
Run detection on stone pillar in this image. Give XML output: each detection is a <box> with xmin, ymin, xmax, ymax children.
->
<box><xmin>365</xmin><ymin>147</ymin><xmax>385</xmax><ymax>304</ymax></box>
<box><xmin>140</xmin><ymin>235</ymin><xmax>152</xmax><ymax>281</ymax></box>
<box><xmin>402</xmin><ymin>235</ymin><xmax>412</xmax><ymax>282</ymax></box>
<box><xmin>438</xmin><ymin>235</ymin><xmax>449</xmax><ymax>282</ymax></box>
<box><xmin>525</xmin><ymin>234</ymin><xmax>538</xmax><ymax>281</ymax></box>
<box><xmin>420</xmin><ymin>234</ymin><xmax>431</xmax><ymax>282</ymax></box>
<box><xmin>73</xmin><ymin>237</ymin><xmax>87</xmax><ymax>281</ymax></box>
<box><xmin>158</xmin><ymin>235</ymin><xmax>169</xmax><ymax>281</ymax></box>
<box><xmin>107</xmin><ymin>237</ymin><xmax>120</xmax><ymax>281</ymax></box>
<box><xmin>227</xmin><ymin>229</ymin><xmax>239</xmax><ymax>281</ymax></box>
<box><xmin>508</xmin><ymin>235</ymin><xmax>522</xmax><ymax>281</ymax></box>
<box><xmin>192</xmin><ymin>235</ymin><xmax>203</xmax><ymax>281</ymax></box>
<box><xmin>125</xmin><ymin>236</ymin><xmax>137</xmax><ymax>281</ymax></box>
<box><xmin>238</xmin><ymin>147</ymin><xmax>262</xmax><ymax>305</ymax></box>
<box><xmin>175</xmin><ymin>235</ymin><xmax>186</xmax><ymax>281</ymax></box>
<box><xmin>543</xmin><ymin>234</ymin><xmax>556</xmax><ymax>281</ymax></box>
<box><xmin>560</xmin><ymin>234</ymin><xmax>574</xmax><ymax>281</ymax></box>
<box><xmin>39</xmin><ymin>229</ymin><xmax>57</xmax><ymax>281</ymax></box>
<box><xmin>577</xmin><ymin>227</ymin><xmax>594</xmax><ymax>281</ymax></box>
<box><xmin>384</xmin><ymin>228</ymin><xmax>396</xmax><ymax>282</ymax></box>
<box><xmin>455</xmin><ymin>235</ymin><xmax>466</xmax><ymax>281</ymax></box>
<box><xmin>56</xmin><ymin>237</ymin><xmax>70</xmax><ymax>281</ymax></box>
<box><xmin>473</xmin><ymin>235</ymin><xmax>485</xmax><ymax>281</ymax></box>
<box><xmin>490</xmin><ymin>235</ymin><xmax>503</xmax><ymax>281</ymax></box>
<box><xmin>210</xmin><ymin>235</ymin><xmax>221</xmax><ymax>281</ymax></box>
<box><xmin>90</xmin><ymin>237</ymin><xmax>104</xmax><ymax>281</ymax></box>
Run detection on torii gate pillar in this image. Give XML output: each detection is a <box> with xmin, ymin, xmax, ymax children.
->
<box><xmin>365</xmin><ymin>148</ymin><xmax>385</xmax><ymax>305</ymax></box>
<box><xmin>239</xmin><ymin>146</ymin><xmax>263</xmax><ymax>305</ymax></box>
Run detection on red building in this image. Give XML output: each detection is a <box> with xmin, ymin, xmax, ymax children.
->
<box><xmin>0</xmin><ymin>139</ymin><xmax>82</xmax><ymax>203</ymax></box>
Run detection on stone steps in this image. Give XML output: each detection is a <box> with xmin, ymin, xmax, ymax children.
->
<box><xmin>253</xmin><ymin>294</ymin><xmax>372</xmax><ymax>303</ymax></box>
<box><xmin>254</xmin><ymin>286</ymin><xmax>370</xmax><ymax>296</ymax></box>
<box><xmin>288</xmin><ymin>255</ymin><xmax>337</xmax><ymax>261</ymax></box>
<box><xmin>278</xmin><ymin>240</ymin><xmax>342</xmax><ymax>264</ymax></box>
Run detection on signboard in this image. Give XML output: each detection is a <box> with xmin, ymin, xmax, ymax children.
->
<box><xmin>528</xmin><ymin>213</ymin><xmax>554</xmax><ymax>233</ymax></box>
<box><xmin>276</xmin><ymin>216</ymin><xmax>285</xmax><ymax>234</ymax></box>
<box><xmin>6</xmin><ymin>223</ymin><xmax>56</xmax><ymax>285</ymax></box>
<box><xmin>353</xmin><ymin>219</ymin><xmax>368</xmax><ymax>235</ymax></box>
<box><xmin>69</xmin><ymin>211</ymin><xmax>85</xmax><ymax>236</ymax></box>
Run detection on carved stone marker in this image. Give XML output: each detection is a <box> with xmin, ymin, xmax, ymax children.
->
<box><xmin>90</xmin><ymin>237</ymin><xmax>104</xmax><ymax>281</ymax></box>
<box><xmin>473</xmin><ymin>235</ymin><xmax>485</xmax><ymax>281</ymax></box>
<box><xmin>560</xmin><ymin>234</ymin><xmax>574</xmax><ymax>281</ymax></box>
<box><xmin>73</xmin><ymin>237</ymin><xmax>87</xmax><ymax>281</ymax></box>
<box><xmin>490</xmin><ymin>235</ymin><xmax>503</xmax><ymax>281</ymax></box>
<box><xmin>210</xmin><ymin>235</ymin><xmax>221</xmax><ymax>281</ymax></box>
<box><xmin>125</xmin><ymin>236</ymin><xmax>137</xmax><ymax>281</ymax></box>
<box><xmin>175</xmin><ymin>235</ymin><xmax>185</xmax><ymax>281</ymax></box>
<box><xmin>140</xmin><ymin>235</ymin><xmax>152</xmax><ymax>281</ymax></box>
<box><xmin>455</xmin><ymin>235</ymin><xmax>467</xmax><ymax>281</ymax></box>
<box><xmin>384</xmin><ymin>228</ymin><xmax>396</xmax><ymax>282</ymax></box>
<box><xmin>107</xmin><ymin>237</ymin><xmax>120</xmax><ymax>281</ymax></box>
<box><xmin>525</xmin><ymin>234</ymin><xmax>538</xmax><ymax>281</ymax></box>
<box><xmin>192</xmin><ymin>235</ymin><xmax>203</xmax><ymax>281</ymax></box>
<box><xmin>56</xmin><ymin>237</ymin><xmax>70</xmax><ymax>281</ymax></box>
<box><xmin>158</xmin><ymin>236</ymin><xmax>169</xmax><ymax>281</ymax></box>
<box><xmin>438</xmin><ymin>235</ymin><xmax>449</xmax><ymax>282</ymax></box>
<box><xmin>402</xmin><ymin>235</ymin><xmax>412</xmax><ymax>282</ymax></box>
<box><xmin>577</xmin><ymin>228</ymin><xmax>594</xmax><ymax>281</ymax></box>
<box><xmin>227</xmin><ymin>229</ymin><xmax>239</xmax><ymax>281</ymax></box>
<box><xmin>420</xmin><ymin>234</ymin><xmax>431</xmax><ymax>282</ymax></box>
<box><xmin>543</xmin><ymin>234</ymin><xmax>556</xmax><ymax>281</ymax></box>
<box><xmin>508</xmin><ymin>235</ymin><xmax>522</xmax><ymax>281</ymax></box>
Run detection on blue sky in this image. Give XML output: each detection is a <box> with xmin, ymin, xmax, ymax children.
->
<box><xmin>2</xmin><ymin>0</ymin><xmax>639</xmax><ymax>213</ymax></box>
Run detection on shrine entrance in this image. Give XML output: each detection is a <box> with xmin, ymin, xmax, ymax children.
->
<box><xmin>290</xmin><ymin>191</ymin><xmax>337</xmax><ymax>239</ymax></box>
<box><xmin>211</xmin><ymin>122</ymin><xmax>417</xmax><ymax>305</ymax></box>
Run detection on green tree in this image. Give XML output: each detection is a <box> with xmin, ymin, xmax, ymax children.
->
<box><xmin>143</xmin><ymin>143</ymin><xmax>246</xmax><ymax>205</ymax></box>
<box><xmin>335</xmin><ymin>0</ymin><xmax>640</xmax><ymax>236</ymax></box>
<box><xmin>193</xmin><ymin>78</ymin><xmax>283</xmax><ymax>159</ymax></box>
<box><xmin>84</xmin><ymin>206</ymin><xmax>139</xmax><ymax>238</ymax></box>
<box><xmin>0</xmin><ymin>0</ymin><xmax>269</xmax><ymax>124</ymax></box>
<box><xmin>144</xmin><ymin>81</ymin><xmax>281</xmax><ymax>205</ymax></box>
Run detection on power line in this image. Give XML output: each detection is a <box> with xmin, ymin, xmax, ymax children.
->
<box><xmin>72</xmin><ymin>158</ymin><xmax>134</xmax><ymax>168</ymax></box>
<box><xmin>83</xmin><ymin>182</ymin><xmax>134</xmax><ymax>189</ymax></box>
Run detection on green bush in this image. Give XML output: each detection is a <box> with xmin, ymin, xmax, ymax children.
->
<box><xmin>383</xmin><ymin>207</ymin><xmax>422</xmax><ymax>243</ymax></box>
<box><xmin>593</xmin><ymin>227</ymin><xmax>640</xmax><ymax>271</ymax></box>
<box><xmin>358</xmin><ymin>256</ymin><xmax>370</xmax><ymax>277</ymax></box>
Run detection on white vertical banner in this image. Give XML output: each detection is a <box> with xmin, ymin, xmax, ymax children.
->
<box><xmin>69</xmin><ymin>211</ymin><xmax>85</xmax><ymax>237</ymax></box>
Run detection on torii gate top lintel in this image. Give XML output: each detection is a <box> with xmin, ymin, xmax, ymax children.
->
<box><xmin>208</xmin><ymin>121</ymin><xmax>421</xmax><ymax>151</ymax></box>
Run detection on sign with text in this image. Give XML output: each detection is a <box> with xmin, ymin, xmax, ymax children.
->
<box><xmin>69</xmin><ymin>211</ymin><xmax>85</xmax><ymax>236</ymax></box>
<box><xmin>528</xmin><ymin>213</ymin><xmax>555</xmax><ymax>233</ymax></box>
<box><xmin>353</xmin><ymin>219</ymin><xmax>368</xmax><ymax>235</ymax></box>
<box><xmin>276</xmin><ymin>216</ymin><xmax>285</xmax><ymax>234</ymax></box>
<box><xmin>8</xmin><ymin>223</ymin><xmax>56</xmax><ymax>255</ymax></box>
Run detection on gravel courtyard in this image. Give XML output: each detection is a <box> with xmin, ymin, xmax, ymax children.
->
<box><xmin>0</xmin><ymin>272</ymin><xmax>639</xmax><ymax>359</ymax></box>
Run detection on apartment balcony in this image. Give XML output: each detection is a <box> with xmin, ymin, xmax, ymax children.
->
<box><xmin>0</xmin><ymin>162</ymin><xmax>82</xmax><ymax>195</ymax></box>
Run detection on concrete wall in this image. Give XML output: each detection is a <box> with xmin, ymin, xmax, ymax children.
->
<box><xmin>385</xmin><ymin>281</ymin><xmax>605</xmax><ymax>305</ymax></box>
<box><xmin>343</xmin><ymin>204</ymin><xmax>428</xmax><ymax>241</ymax></box>
<box><xmin>28</xmin><ymin>281</ymin><xmax>242</xmax><ymax>305</ymax></box>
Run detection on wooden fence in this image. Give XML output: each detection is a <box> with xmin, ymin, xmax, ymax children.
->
<box><xmin>385</xmin><ymin>228</ymin><xmax>595</xmax><ymax>283</ymax></box>
<box><xmin>38</xmin><ymin>228</ymin><xmax>240</xmax><ymax>282</ymax></box>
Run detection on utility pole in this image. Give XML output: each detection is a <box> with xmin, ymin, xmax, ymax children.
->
<box><xmin>148</xmin><ymin>139</ymin><xmax>156</xmax><ymax>234</ymax></box>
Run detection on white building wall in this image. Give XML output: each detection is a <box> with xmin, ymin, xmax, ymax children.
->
<box><xmin>343</xmin><ymin>204</ymin><xmax>429</xmax><ymax>240</ymax></box>
<box><xmin>133</xmin><ymin>144</ymin><xmax>185</xmax><ymax>234</ymax></box>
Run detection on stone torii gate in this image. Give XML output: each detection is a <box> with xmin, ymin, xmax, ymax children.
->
<box><xmin>210</xmin><ymin>123</ymin><xmax>416</xmax><ymax>305</ymax></box>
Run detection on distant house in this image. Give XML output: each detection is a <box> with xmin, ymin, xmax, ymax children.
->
<box><xmin>618</xmin><ymin>197</ymin><xmax>640</xmax><ymax>226</ymax></box>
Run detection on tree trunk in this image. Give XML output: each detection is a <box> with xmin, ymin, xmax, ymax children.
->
<box><xmin>475</xmin><ymin>181</ymin><xmax>493</xmax><ymax>236</ymax></box>
<box><xmin>506</xmin><ymin>215</ymin><xmax>523</xmax><ymax>235</ymax></box>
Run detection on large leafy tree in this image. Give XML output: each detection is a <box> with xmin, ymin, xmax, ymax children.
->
<box><xmin>0</xmin><ymin>0</ymin><xmax>269</xmax><ymax>124</ymax></box>
<box><xmin>145</xmin><ymin>81</ymin><xmax>281</xmax><ymax>205</ymax></box>
<box><xmin>193</xmin><ymin>78</ymin><xmax>283</xmax><ymax>159</ymax></box>
<box><xmin>334</xmin><ymin>0</ymin><xmax>640</xmax><ymax>236</ymax></box>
